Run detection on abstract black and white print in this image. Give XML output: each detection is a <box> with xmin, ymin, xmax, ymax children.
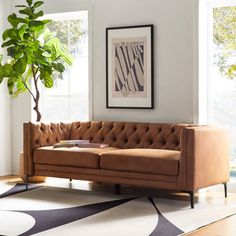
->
<box><xmin>112</xmin><ymin>37</ymin><xmax>147</xmax><ymax>98</ymax></box>
<box><xmin>106</xmin><ymin>25</ymin><xmax>154</xmax><ymax>108</ymax></box>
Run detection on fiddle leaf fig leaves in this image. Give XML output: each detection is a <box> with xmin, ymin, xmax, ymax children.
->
<box><xmin>7</xmin><ymin>78</ymin><xmax>14</xmax><ymax>95</ymax></box>
<box><xmin>18</xmin><ymin>24</ymin><xmax>28</xmax><ymax>40</ymax></box>
<box><xmin>27</xmin><ymin>0</ymin><xmax>33</xmax><ymax>6</ymax></box>
<box><xmin>0</xmin><ymin>0</ymin><xmax>73</xmax><ymax>120</ymax></box>
<box><xmin>8</xmin><ymin>14</ymin><xmax>20</xmax><ymax>28</ymax></box>
<box><xmin>2</xmin><ymin>29</ymin><xmax>10</xmax><ymax>41</ymax></box>
<box><xmin>33</xmin><ymin>1</ymin><xmax>44</xmax><ymax>9</ymax></box>
<box><xmin>52</xmin><ymin>62</ymin><xmax>65</xmax><ymax>72</ymax></box>
<box><xmin>19</xmin><ymin>8</ymin><xmax>31</xmax><ymax>16</ymax></box>
<box><xmin>1</xmin><ymin>39</ymin><xmax>15</xmax><ymax>48</ymax></box>
<box><xmin>40</xmin><ymin>70</ymin><xmax>53</xmax><ymax>88</ymax></box>
<box><xmin>29</xmin><ymin>20</ymin><xmax>45</xmax><ymax>31</ymax></box>
<box><xmin>33</xmin><ymin>10</ymin><xmax>44</xmax><ymax>19</ymax></box>
<box><xmin>15</xmin><ymin>5</ymin><xmax>28</xmax><ymax>8</ymax></box>
<box><xmin>13</xmin><ymin>56</ymin><xmax>27</xmax><ymax>74</ymax></box>
<box><xmin>7</xmin><ymin>46</ymin><xmax>23</xmax><ymax>59</ymax></box>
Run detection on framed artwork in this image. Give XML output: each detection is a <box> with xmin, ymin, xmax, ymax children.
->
<box><xmin>106</xmin><ymin>24</ymin><xmax>154</xmax><ymax>109</ymax></box>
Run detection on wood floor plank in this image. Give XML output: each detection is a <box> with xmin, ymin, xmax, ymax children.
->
<box><xmin>185</xmin><ymin>214</ymin><xmax>236</xmax><ymax>236</ymax></box>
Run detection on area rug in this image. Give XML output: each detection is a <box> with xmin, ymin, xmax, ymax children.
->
<box><xmin>0</xmin><ymin>182</ymin><xmax>236</xmax><ymax>236</ymax></box>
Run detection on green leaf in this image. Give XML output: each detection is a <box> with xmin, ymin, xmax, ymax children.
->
<box><xmin>23</xmin><ymin>66</ymin><xmax>33</xmax><ymax>82</ymax></box>
<box><xmin>0</xmin><ymin>64</ymin><xmax>13</xmax><ymax>78</ymax></box>
<box><xmin>2</xmin><ymin>39</ymin><xmax>15</xmax><ymax>48</ymax></box>
<box><xmin>15</xmin><ymin>5</ymin><xmax>27</xmax><ymax>8</ymax></box>
<box><xmin>29</xmin><ymin>20</ymin><xmax>45</xmax><ymax>31</ymax></box>
<box><xmin>7</xmin><ymin>78</ymin><xmax>14</xmax><ymax>95</ymax></box>
<box><xmin>8</xmin><ymin>13</ymin><xmax>19</xmax><ymax>28</ymax></box>
<box><xmin>40</xmin><ymin>71</ymin><xmax>53</xmax><ymax>88</ymax></box>
<box><xmin>7</xmin><ymin>46</ymin><xmax>24</xmax><ymax>59</ymax></box>
<box><xmin>36</xmin><ymin>54</ymin><xmax>50</xmax><ymax>66</ymax></box>
<box><xmin>45</xmin><ymin>66</ymin><xmax>53</xmax><ymax>75</ymax></box>
<box><xmin>227</xmin><ymin>64</ymin><xmax>236</xmax><ymax>78</ymax></box>
<box><xmin>2</xmin><ymin>29</ymin><xmax>10</xmax><ymax>41</ymax></box>
<box><xmin>17</xmin><ymin>80</ymin><xmax>26</xmax><ymax>90</ymax></box>
<box><xmin>42</xmin><ymin>19</ymin><xmax>52</xmax><ymax>25</ymax></box>
<box><xmin>61</xmin><ymin>54</ymin><xmax>73</xmax><ymax>66</ymax></box>
<box><xmin>45</xmin><ymin>76</ymin><xmax>53</xmax><ymax>88</ymax></box>
<box><xmin>12</xmin><ymin>90</ymin><xmax>22</xmax><ymax>98</ymax></box>
<box><xmin>19</xmin><ymin>8</ymin><xmax>31</xmax><ymax>16</ymax></box>
<box><xmin>18</xmin><ymin>17</ymin><xmax>28</xmax><ymax>24</ymax></box>
<box><xmin>33</xmin><ymin>10</ymin><xmax>44</xmax><ymax>19</ymax></box>
<box><xmin>52</xmin><ymin>62</ymin><xmax>65</xmax><ymax>72</ymax></box>
<box><xmin>26</xmin><ymin>0</ymin><xmax>33</xmax><ymax>6</ymax></box>
<box><xmin>18</xmin><ymin>24</ymin><xmax>28</xmax><ymax>40</ymax></box>
<box><xmin>7</xmin><ymin>29</ymin><xmax>18</xmax><ymax>39</ymax></box>
<box><xmin>33</xmin><ymin>1</ymin><xmax>44</xmax><ymax>8</ymax></box>
<box><xmin>23</xmin><ymin>33</ymin><xmax>31</xmax><ymax>40</ymax></box>
<box><xmin>13</xmin><ymin>56</ymin><xmax>27</xmax><ymax>74</ymax></box>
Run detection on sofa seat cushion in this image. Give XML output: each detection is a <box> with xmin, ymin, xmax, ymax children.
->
<box><xmin>34</xmin><ymin>146</ymin><xmax>117</xmax><ymax>169</ymax></box>
<box><xmin>100</xmin><ymin>149</ymin><xmax>180</xmax><ymax>176</ymax></box>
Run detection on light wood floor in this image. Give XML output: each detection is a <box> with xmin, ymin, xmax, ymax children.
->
<box><xmin>1</xmin><ymin>175</ymin><xmax>236</xmax><ymax>236</ymax></box>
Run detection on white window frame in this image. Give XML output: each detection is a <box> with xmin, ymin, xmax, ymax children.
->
<box><xmin>31</xmin><ymin>1</ymin><xmax>93</xmax><ymax>122</ymax></box>
<box><xmin>198</xmin><ymin>0</ymin><xmax>236</xmax><ymax>124</ymax></box>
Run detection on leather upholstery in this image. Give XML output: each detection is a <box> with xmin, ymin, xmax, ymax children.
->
<box><xmin>69</xmin><ymin>121</ymin><xmax>184</xmax><ymax>150</ymax></box>
<box><xmin>24</xmin><ymin>121</ymin><xmax>185</xmax><ymax>175</ymax></box>
<box><xmin>23</xmin><ymin>121</ymin><xmax>230</xmax><ymax>193</ymax></box>
<box><xmin>34</xmin><ymin>146</ymin><xmax>117</xmax><ymax>169</ymax></box>
<box><xmin>35</xmin><ymin>169</ymin><xmax>179</xmax><ymax>190</ymax></box>
<box><xmin>35</xmin><ymin>164</ymin><xmax>178</xmax><ymax>183</ymax></box>
<box><xmin>178</xmin><ymin>126</ymin><xmax>230</xmax><ymax>190</ymax></box>
<box><xmin>24</xmin><ymin>122</ymin><xmax>71</xmax><ymax>175</ymax></box>
<box><xmin>100</xmin><ymin>149</ymin><xmax>180</xmax><ymax>176</ymax></box>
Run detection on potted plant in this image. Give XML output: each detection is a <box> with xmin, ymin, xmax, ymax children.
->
<box><xmin>0</xmin><ymin>0</ymin><xmax>73</xmax><ymax>122</ymax></box>
<box><xmin>0</xmin><ymin>0</ymin><xmax>73</xmax><ymax>183</ymax></box>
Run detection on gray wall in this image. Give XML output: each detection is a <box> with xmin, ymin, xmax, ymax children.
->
<box><xmin>91</xmin><ymin>0</ymin><xmax>198</xmax><ymax>123</ymax></box>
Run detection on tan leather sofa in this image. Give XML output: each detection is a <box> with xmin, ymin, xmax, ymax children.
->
<box><xmin>23</xmin><ymin>121</ymin><xmax>230</xmax><ymax>208</ymax></box>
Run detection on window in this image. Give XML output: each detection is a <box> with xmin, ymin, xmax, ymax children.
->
<box><xmin>200</xmin><ymin>1</ymin><xmax>236</xmax><ymax>175</ymax></box>
<box><xmin>40</xmin><ymin>11</ymin><xmax>89</xmax><ymax>122</ymax></box>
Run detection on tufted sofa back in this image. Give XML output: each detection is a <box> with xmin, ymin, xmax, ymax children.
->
<box><xmin>24</xmin><ymin>121</ymin><xmax>188</xmax><ymax>175</ymax></box>
<box><xmin>26</xmin><ymin>122</ymin><xmax>71</xmax><ymax>151</ymax></box>
<box><xmin>70</xmin><ymin>121</ymin><xmax>187</xmax><ymax>151</ymax></box>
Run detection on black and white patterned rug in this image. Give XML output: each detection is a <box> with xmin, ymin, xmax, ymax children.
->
<box><xmin>0</xmin><ymin>182</ymin><xmax>236</xmax><ymax>236</ymax></box>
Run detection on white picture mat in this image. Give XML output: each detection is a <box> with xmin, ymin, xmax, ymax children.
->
<box><xmin>107</xmin><ymin>26</ymin><xmax>153</xmax><ymax>108</ymax></box>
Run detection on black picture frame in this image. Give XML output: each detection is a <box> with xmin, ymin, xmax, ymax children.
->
<box><xmin>106</xmin><ymin>24</ymin><xmax>154</xmax><ymax>109</ymax></box>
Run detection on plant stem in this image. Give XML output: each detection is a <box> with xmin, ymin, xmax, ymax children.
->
<box><xmin>22</xmin><ymin>81</ymin><xmax>36</xmax><ymax>101</ymax></box>
<box><xmin>32</xmin><ymin>64</ymin><xmax>42</xmax><ymax>122</ymax></box>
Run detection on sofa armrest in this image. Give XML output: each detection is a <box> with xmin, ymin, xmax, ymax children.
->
<box><xmin>178</xmin><ymin>126</ymin><xmax>230</xmax><ymax>191</ymax></box>
<box><xmin>23</xmin><ymin>122</ymin><xmax>72</xmax><ymax>175</ymax></box>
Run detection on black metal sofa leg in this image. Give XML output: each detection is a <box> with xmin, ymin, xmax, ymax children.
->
<box><xmin>188</xmin><ymin>183</ymin><xmax>227</xmax><ymax>209</ymax></box>
<box><xmin>189</xmin><ymin>191</ymin><xmax>194</xmax><ymax>209</ymax></box>
<box><xmin>114</xmin><ymin>184</ymin><xmax>121</xmax><ymax>195</ymax></box>
<box><xmin>25</xmin><ymin>175</ymin><xmax>29</xmax><ymax>190</ymax></box>
<box><xmin>223</xmin><ymin>182</ymin><xmax>227</xmax><ymax>198</ymax></box>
